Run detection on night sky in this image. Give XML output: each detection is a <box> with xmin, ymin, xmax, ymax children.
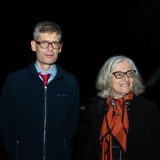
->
<box><xmin>1</xmin><ymin>0</ymin><xmax>160</xmax><ymax>104</ymax></box>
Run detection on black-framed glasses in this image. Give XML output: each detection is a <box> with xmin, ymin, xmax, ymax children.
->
<box><xmin>112</xmin><ymin>70</ymin><xmax>136</xmax><ymax>79</ymax></box>
<box><xmin>35</xmin><ymin>40</ymin><xmax>62</xmax><ymax>49</ymax></box>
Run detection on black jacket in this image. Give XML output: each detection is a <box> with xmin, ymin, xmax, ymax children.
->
<box><xmin>84</xmin><ymin>95</ymin><xmax>160</xmax><ymax>160</ymax></box>
<box><xmin>0</xmin><ymin>63</ymin><xmax>80</xmax><ymax>160</ymax></box>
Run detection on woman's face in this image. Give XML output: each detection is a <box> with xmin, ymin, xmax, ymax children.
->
<box><xmin>110</xmin><ymin>60</ymin><xmax>134</xmax><ymax>99</ymax></box>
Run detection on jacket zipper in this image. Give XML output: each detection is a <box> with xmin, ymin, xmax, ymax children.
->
<box><xmin>43</xmin><ymin>86</ymin><xmax>47</xmax><ymax>160</ymax></box>
<box><xmin>16</xmin><ymin>140</ymin><xmax>19</xmax><ymax>159</ymax></box>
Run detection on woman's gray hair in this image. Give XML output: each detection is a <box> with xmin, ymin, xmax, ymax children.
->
<box><xmin>96</xmin><ymin>55</ymin><xmax>145</xmax><ymax>98</ymax></box>
<box><xmin>33</xmin><ymin>21</ymin><xmax>62</xmax><ymax>41</ymax></box>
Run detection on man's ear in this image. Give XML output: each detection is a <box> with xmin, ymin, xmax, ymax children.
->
<box><xmin>58</xmin><ymin>43</ymin><xmax>63</xmax><ymax>53</ymax></box>
<box><xmin>31</xmin><ymin>40</ymin><xmax>36</xmax><ymax>52</ymax></box>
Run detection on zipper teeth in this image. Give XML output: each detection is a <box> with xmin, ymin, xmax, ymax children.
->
<box><xmin>43</xmin><ymin>87</ymin><xmax>47</xmax><ymax>160</ymax></box>
<box><xmin>64</xmin><ymin>138</ymin><xmax>67</xmax><ymax>149</ymax></box>
<box><xmin>16</xmin><ymin>140</ymin><xmax>19</xmax><ymax>159</ymax></box>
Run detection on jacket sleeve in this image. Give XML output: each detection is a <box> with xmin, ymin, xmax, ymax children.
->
<box><xmin>84</xmin><ymin>97</ymin><xmax>106</xmax><ymax>160</ymax></box>
<box><xmin>0</xmin><ymin>75</ymin><xmax>14</xmax><ymax>157</ymax></box>
<box><xmin>150</xmin><ymin>102</ymin><xmax>160</xmax><ymax>158</ymax></box>
<box><xmin>63</xmin><ymin>75</ymin><xmax>80</xmax><ymax>140</ymax></box>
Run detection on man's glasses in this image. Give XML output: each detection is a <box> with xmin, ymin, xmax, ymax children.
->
<box><xmin>112</xmin><ymin>70</ymin><xmax>136</xmax><ymax>79</ymax></box>
<box><xmin>35</xmin><ymin>41</ymin><xmax>62</xmax><ymax>49</ymax></box>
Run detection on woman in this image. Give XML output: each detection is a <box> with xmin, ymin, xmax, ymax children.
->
<box><xmin>84</xmin><ymin>55</ymin><xmax>160</xmax><ymax>160</ymax></box>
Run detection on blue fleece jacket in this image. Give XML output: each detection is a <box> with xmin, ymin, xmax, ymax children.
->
<box><xmin>0</xmin><ymin>62</ymin><xmax>80</xmax><ymax>160</ymax></box>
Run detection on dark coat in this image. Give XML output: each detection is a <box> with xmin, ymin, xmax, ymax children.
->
<box><xmin>84</xmin><ymin>95</ymin><xmax>160</xmax><ymax>160</ymax></box>
<box><xmin>0</xmin><ymin>62</ymin><xmax>80</xmax><ymax>160</ymax></box>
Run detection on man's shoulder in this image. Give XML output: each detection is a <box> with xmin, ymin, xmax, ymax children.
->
<box><xmin>56</xmin><ymin>65</ymin><xmax>78</xmax><ymax>82</ymax></box>
<box><xmin>7</xmin><ymin>62</ymin><xmax>36</xmax><ymax>79</ymax></box>
<box><xmin>8</xmin><ymin>67</ymin><xmax>29</xmax><ymax>78</ymax></box>
<box><xmin>4</xmin><ymin>66</ymin><xmax>32</xmax><ymax>86</ymax></box>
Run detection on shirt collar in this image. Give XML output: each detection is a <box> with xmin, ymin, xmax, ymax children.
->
<box><xmin>34</xmin><ymin>63</ymin><xmax>57</xmax><ymax>78</ymax></box>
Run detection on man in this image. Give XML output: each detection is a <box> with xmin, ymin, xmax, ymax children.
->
<box><xmin>0</xmin><ymin>21</ymin><xmax>80</xmax><ymax>160</ymax></box>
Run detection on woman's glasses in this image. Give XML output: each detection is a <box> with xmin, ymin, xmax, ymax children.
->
<box><xmin>112</xmin><ymin>70</ymin><xmax>136</xmax><ymax>79</ymax></box>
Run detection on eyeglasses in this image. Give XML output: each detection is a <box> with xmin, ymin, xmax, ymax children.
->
<box><xmin>112</xmin><ymin>70</ymin><xmax>136</xmax><ymax>79</ymax></box>
<box><xmin>35</xmin><ymin>40</ymin><xmax>62</xmax><ymax>49</ymax></box>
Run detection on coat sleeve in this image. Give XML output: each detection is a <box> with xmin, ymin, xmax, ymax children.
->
<box><xmin>150</xmin><ymin>102</ymin><xmax>160</xmax><ymax>158</ymax></box>
<box><xmin>0</xmin><ymin>75</ymin><xmax>14</xmax><ymax>158</ymax></box>
<box><xmin>84</xmin><ymin>97</ymin><xmax>106</xmax><ymax>160</ymax></box>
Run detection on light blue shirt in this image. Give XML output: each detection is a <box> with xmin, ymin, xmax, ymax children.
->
<box><xmin>35</xmin><ymin>63</ymin><xmax>57</xmax><ymax>84</ymax></box>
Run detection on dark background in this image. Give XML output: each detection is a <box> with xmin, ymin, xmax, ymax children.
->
<box><xmin>0</xmin><ymin>1</ymin><xmax>160</xmax><ymax>159</ymax></box>
<box><xmin>1</xmin><ymin>0</ymin><xmax>160</xmax><ymax>105</ymax></box>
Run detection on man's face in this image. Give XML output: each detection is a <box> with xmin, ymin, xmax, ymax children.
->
<box><xmin>31</xmin><ymin>32</ymin><xmax>62</xmax><ymax>70</ymax></box>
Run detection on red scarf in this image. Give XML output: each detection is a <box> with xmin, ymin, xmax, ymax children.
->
<box><xmin>99</xmin><ymin>92</ymin><xmax>133</xmax><ymax>160</ymax></box>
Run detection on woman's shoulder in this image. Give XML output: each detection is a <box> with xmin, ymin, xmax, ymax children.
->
<box><xmin>84</xmin><ymin>96</ymin><xmax>106</xmax><ymax>119</ymax></box>
<box><xmin>133</xmin><ymin>95</ymin><xmax>160</xmax><ymax>112</ymax></box>
<box><xmin>134</xmin><ymin>95</ymin><xmax>157</xmax><ymax>105</ymax></box>
<box><xmin>86</xmin><ymin>95</ymin><xmax>106</xmax><ymax>108</ymax></box>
